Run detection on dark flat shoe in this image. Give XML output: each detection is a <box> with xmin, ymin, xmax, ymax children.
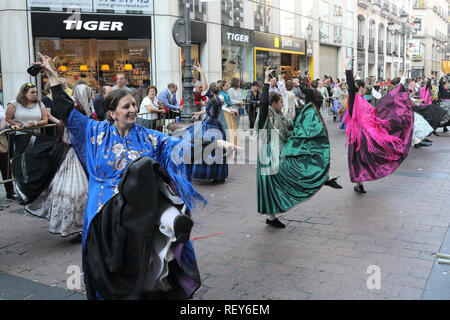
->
<box><xmin>266</xmin><ymin>218</ymin><xmax>286</xmax><ymax>229</ymax></box>
<box><xmin>70</xmin><ymin>233</ymin><xmax>82</xmax><ymax>243</ymax></box>
<box><xmin>419</xmin><ymin>141</ymin><xmax>432</xmax><ymax>147</ymax></box>
<box><xmin>432</xmin><ymin>131</ymin><xmax>440</xmax><ymax>136</ymax></box>
<box><xmin>324</xmin><ymin>177</ymin><xmax>343</xmax><ymax>189</ymax></box>
<box><xmin>353</xmin><ymin>185</ymin><xmax>367</xmax><ymax>194</ymax></box>
<box><xmin>6</xmin><ymin>194</ymin><xmax>19</xmax><ymax>201</ymax></box>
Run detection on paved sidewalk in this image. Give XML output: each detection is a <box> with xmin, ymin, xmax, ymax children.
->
<box><xmin>0</xmin><ymin>121</ymin><xmax>449</xmax><ymax>300</ymax></box>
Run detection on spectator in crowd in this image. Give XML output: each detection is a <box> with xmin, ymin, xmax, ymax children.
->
<box><xmin>282</xmin><ymin>80</ymin><xmax>298</xmax><ymax>122</ymax></box>
<box><xmin>112</xmin><ymin>73</ymin><xmax>131</xmax><ymax>93</ymax></box>
<box><xmin>292</xmin><ymin>78</ymin><xmax>305</xmax><ymax>104</ymax></box>
<box><xmin>41</xmin><ymin>82</ymin><xmax>54</xmax><ymax>110</ymax></box>
<box><xmin>317</xmin><ymin>81</ymin><xmax>330</xmax><ymax>117</ymax></box>
<box><xmin>6</xmin><ymin>83</ymin><xmax>48</xmax><ymax>156</ymax></box>
<box><xmin>227</xmin><ymin>78</ymin><xmax>244</xmax><ymax>126</ymax></box>
<box><xmin>93</xmin><ymin>85</ymin><xmax>113</xmax><ymax>121</ymax></box>
<box><xmin>180</xmin><ymin>81</ymin><xmax>208</xmax><ymax>112</ymax></box>
<box><xmin>138</xmin><ymin>85</ymin><xmax>165</xmax><ymax>130</ymax></box>
<box><xmin>134</xmin><ymin>79</ymin><xmax>150</xmax><ymax>108</ymax></box>
<box><xmin>0</xmin><ymin>102</ymin><xmax>17</xmax><ymax>200</ymax></box>
<box><xmin>245</xmin><ymin>81</ymin><xmax>261</xmax><ymax>129</ymax></box>
<box><xmin>269</xmin><ymin>77</ymin><xmax>280</xmax><ymax>94</ymax></box>
<box><xmin>158</xmin><ymin>83</ymin><xmax>182</xmax><ymax>118</ymax></box>
<box><xmin>59</xmin><ymin>77</ymin><xmax>72</xmax><ymax>96</ymax></box>
<box><xmin>73</xmin><ymin>84</ymin><xmax>94</xmax><ymax>118</ymax></box>
<box><xmin>41</xmin><ymin>82</ymin><xmax>61</xmax><ymax>135</ymax></box>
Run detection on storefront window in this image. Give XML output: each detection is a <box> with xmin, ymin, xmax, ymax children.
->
<box><xmin>222</xmin><ymin>27</ymin><xmax>254</xmax><ymax>84</ymax></box>
<box><xmin>255</xmin><ymin>50</ymin><xmax>307</xmax><ymax>82</ymax></box>
<box><xmin>222</xmin><ymin>46</ymin><xmax>253</xmax><ymax>84</ymax></box>
<box><xmin>255</xmin><ymin>50</ymin><xmax>281</xmax><ymax>82</ymax></box>
<box><xmin>36</xmin><ymin>38</ymin><xmax>151</xmax><ymax>93</ymax></box>
<box><xmin>181</xmin><ymin>44</ymin><xmax>200</xmax><ymax>83</ymax></box>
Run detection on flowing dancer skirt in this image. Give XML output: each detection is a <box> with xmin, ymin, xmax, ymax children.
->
<box><xmin>413</xmin><ymin>112</ymin><xmax>433</xmax><ymax>144</ymax></box>
<box><xmin>185</xmin><ymin>121</ymin><xmax>228</xmax><ymax>181</ymax></box>
<box><xmin>257</xmin><ymin>103</ymin><xmax>330</xmax><ymax>214</ymax></box>
<box><xmin>337</xmin><ymin>99</ymin><xmax>347</xmax><ymax>130</ymax></box>
<box><xmin>413</xmin><ymin>104</ymin><xmax>448</xmax><ymax>129</ymax></box>
<box><xmin>224</xmin><ymin>112</ymin><xmax>239</xmax><ymax>147</ymax></box>
<box><xmin>438</xmin><ymin>100</ymin><xmax>450</xmax><ymax>126</ymax></box>
<box><xmin>345</xmin><ymin>85</ymin><xmax>414</xmax><ymax>183</ymax></box>
<box><xmin>84</xmin><ymin>157</ymin><xmax>201</xmax><ymax>300</ymax></box>
<box><xmin>24</xmin><ymin>147</ymin><xmax>88</xmax><ymax>237</ymax></box>
<box><xmin>333</xmin><ymin>100</ymin><xmax>347</xmax><ymax>130</ymax></box>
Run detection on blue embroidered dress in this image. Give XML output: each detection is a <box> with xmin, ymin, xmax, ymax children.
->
<box><xmin>186</xmin><ymin>91</ymin><xmax>228</xmax><ymax>181</ymax></box>
<box><xmin>51</xmin><ymin>84</ymin><xmax>206</xmax><ymax>299</ymax></box>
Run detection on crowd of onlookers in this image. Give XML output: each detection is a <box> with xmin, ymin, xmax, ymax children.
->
<box><xmin>1</xmin><ymin>68</ymin><xmax>450</xmax><ymax>199</ymax></box>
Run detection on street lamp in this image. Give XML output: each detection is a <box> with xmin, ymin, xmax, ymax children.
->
<box><xmin>387</xmin><ymin>13</ymin><xmax>412</xmax><ymax>74</ymax></box>
<box><xmin>172</xmin><ymin>0</ymin><xmax>196</xmax><ymax>126</ymax></box>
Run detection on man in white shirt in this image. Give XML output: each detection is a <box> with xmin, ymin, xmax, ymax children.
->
<box><xmin>268</xmin><ymin>77</ymin><xmax>281</xmax><ymax>94</ymax></box>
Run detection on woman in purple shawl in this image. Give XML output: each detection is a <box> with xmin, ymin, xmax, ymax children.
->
<box><xmin>343</xmin><ymin>57</ymin><xmax>414</xmax><ymax>194</ymax></box>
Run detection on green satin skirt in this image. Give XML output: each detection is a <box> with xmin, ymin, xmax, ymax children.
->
<box><xmin>257</xmin><ymin>104</ymin><xmax>330</xmax><ymax>214</ymax></box>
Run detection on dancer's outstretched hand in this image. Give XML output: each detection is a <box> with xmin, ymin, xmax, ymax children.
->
<box><xmin>216</xmin><ymin>139</ymin><xmax>244</xmax><ymax>152</ymax></box>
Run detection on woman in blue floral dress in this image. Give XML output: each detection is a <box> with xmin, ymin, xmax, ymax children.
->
<box><xmin>35</xmin><ymin>53</ymin><xmax>206</xmax><ymax>300</ymax></box>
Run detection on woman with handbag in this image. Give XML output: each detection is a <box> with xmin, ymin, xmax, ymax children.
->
<box><xmin>228</xmin><ymin>78</ymin><xmax>244</xmax><ymax>127</ymax></box>
<box><xmin>0</xmin><ymin>103</ymin><xmax>18</xmax><ymax>200</ymax></box>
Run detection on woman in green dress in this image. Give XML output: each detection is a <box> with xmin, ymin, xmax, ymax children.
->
<box><xmin>256</xmin><ymin>68</ymin><xmax>331</xmax><ymax>228</ymax></box>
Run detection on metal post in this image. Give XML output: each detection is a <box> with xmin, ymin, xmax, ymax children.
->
<box><xmin>403</xmin><ymin>25</ymin><xmax>406</xmax><ymax>73</ymax></box>
<box><xmin>181</xmin><ymin>0</ymin><xmax>195</xmax><ymax>122</ymax></box>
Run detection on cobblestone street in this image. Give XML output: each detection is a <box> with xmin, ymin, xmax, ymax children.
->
<box><xmin>1</xmin><ymin>121</ymin><xmax>450</xmax><ymax>300</ymax></box>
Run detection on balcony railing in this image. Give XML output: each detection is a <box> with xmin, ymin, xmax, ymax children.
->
<box><xmin>391</xmin><ymin>4</ymin><xmax>398</xmax><ymax>16</ymax></box>
<box><xmin>386</xmin><ymin>42</ymin><xmax>393</xmax><ymax>55</ymax></box>
<box><xmin>368</xmin><ymin>38</ymin><xmax>375</xmax><ymax>52</ymax></box>
<box><xmin>373</xmin><ymin>0</ymin><xmax>382</xmax><ymax>7</ymax></box>
<box><xmin>357</xmin><ymin>0</ymin><xmax>372</xmax><ymax>8</ymax></box>
<box><xmin>378</xmin><ymin>40</ymin><xmax>384</xmax><ymax>54</ymax></box>
<box><xmin>357</xmin><ymin>35</ymin><xmax>365</xmax><ymax>50</ymax></box>
<box><xmin>394</xmin><ymin>45</ymin><xmax>399</xmax><ymax>56</ymax></box>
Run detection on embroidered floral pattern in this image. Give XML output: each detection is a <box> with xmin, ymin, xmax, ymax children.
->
<box><xmin>128</xmin><ymin>150</ymin><xmax>141</xmax><ymax>161</ymax></box>
<box><xmin>97</xmin><ymin>132</ymin><xmax>105</xmax><ymax>146</ymax></box>
<box><xmin>112</xmin><ymin>143</ymin><xmax>125</xmax><ymax>156</ymax></box>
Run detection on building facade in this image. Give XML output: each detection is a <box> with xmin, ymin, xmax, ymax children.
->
<box><xmin>0</xmin><ymin>0</ymin><xmax>358</xmax><ymax>106</ymax></box>
<box><xmin>410</xmin><ymin>0</ymin><xmax>448</xmax><ymax>78</ymax></box>
<box><xmin>357</xmin><ymin>0</ymin><xmax>414</xmax><ymax>81</ymax></box>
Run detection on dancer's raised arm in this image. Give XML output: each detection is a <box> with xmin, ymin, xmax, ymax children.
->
<box><xmin>345</xmin><ymin>56</ymin><xmax>357</xmax><ymax>117</ymax></box>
